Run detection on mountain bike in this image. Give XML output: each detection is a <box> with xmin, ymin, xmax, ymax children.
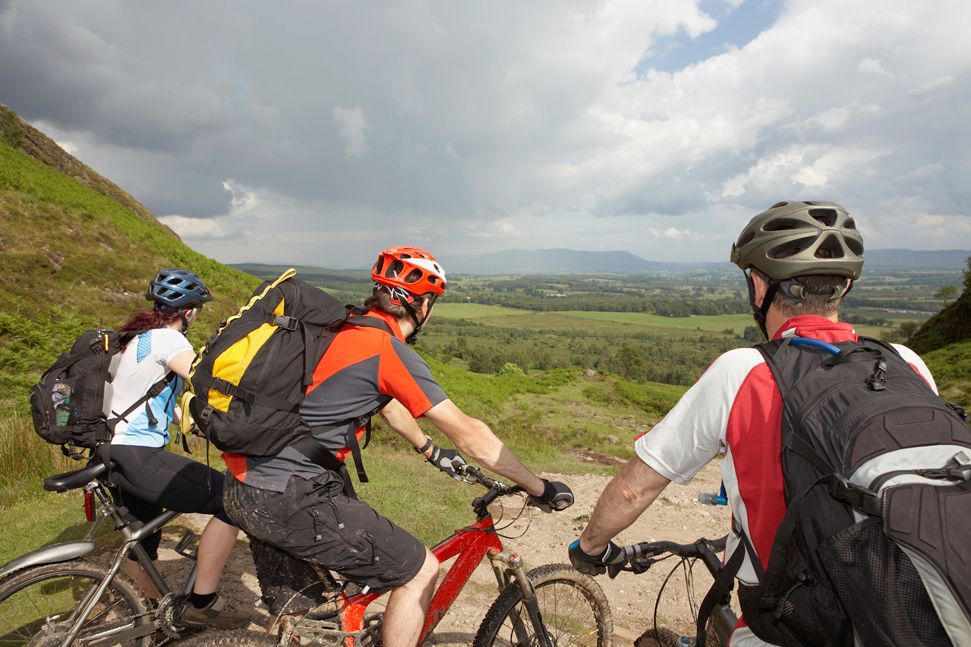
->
<box><xmin>607</xmin><ymin>535</ymin><xmax>736</xmax><ymax>647</ymax></box>
<box><xmin>187</xmin><ymin>464</ymin><xmax>613</xmax><ymax>647</ymax></box>
<box><xmin>0</xmin><ymin>460</ymin><xmax>200</xmax><ymax>646</ymax></box>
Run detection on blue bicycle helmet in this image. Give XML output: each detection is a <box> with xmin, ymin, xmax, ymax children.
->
<box><xmin>146</xmin><ymin>268</ymin><xmax>213</xmax><ymax>310</ymax></box>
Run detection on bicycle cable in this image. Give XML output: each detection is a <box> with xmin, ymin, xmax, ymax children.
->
<box><xmin>652</xmin><ymin>554</ymin><xmax>686</xmax><ymax>647</ymax></box>
<box><xmin>494</xmin><ymin>494</ymin><xmax>532</xmax><ymax>539</ymax></box>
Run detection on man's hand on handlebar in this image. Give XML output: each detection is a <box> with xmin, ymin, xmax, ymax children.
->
<box><xmin>529</xmin><ymin>479</ymin><xmax>574</xmax><ymax>512</ymax></box>
<box><xmin>568</xmin><ymin>539</ymin><xmax>628</xmax><ymax>576</ymax></box>
<box><xmin>426</xmin><ymin>445</ymin><xmax>470</xmax><ymax>481</ymax></box>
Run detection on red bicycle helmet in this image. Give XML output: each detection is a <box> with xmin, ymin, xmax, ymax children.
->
<box><xmin>371</xmin><ymin>247</ymin><xmax>446</xmax><ymax>303</ymax></box>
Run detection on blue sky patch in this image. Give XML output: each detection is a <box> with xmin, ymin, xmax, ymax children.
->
<box><xmin>636</xmin><ymin>0</ymin><xmax>783</xmax><ymax>75</ymax></box>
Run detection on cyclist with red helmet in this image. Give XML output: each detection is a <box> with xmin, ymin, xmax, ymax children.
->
<box><xmin>222</xmin><ymin>246</ymin><xmax>573</xmax><ymax>647</ymax></box>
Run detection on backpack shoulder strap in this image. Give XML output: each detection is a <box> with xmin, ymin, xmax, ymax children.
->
<box><xmin>344</xmin><ymin>312</ymin><xmax>394</xmax><ymax>335</ymax></box>
<box><xmin>107</xmin><ymin>371</ymin><xmax>177</xmax><ymax>429</ymax></box>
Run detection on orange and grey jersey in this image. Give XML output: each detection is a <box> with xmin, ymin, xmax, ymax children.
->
<box><xmin>224</xmin><ymin>310</ymin><xmax>447</xmax><ymax>491</ymax></box>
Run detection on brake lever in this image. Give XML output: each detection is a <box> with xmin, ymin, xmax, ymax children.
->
<box><xmin>606</xmin><ymin>562</ymin><xmax>625</xmax><ymax>579</ymax></box>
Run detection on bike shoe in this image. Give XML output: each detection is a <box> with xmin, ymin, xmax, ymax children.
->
<box><xmin>179</xmin><ymin>594</ymin><xmax>250</xmax><ymax>630</ymax></box>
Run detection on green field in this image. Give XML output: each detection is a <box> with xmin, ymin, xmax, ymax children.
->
<box><xmin>432</xmin><ymin>303</ymin><xmax>529</xmax><ymax>319</ymax></box>
<box><xmin>558</xmin><ymin>311</ymin><xmax>754</xmax><ymax>333</ymax></box>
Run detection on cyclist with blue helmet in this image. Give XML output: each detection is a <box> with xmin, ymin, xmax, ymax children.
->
<box><xmin>99</xmin><ymin>268</ymin><xmax>246</xmax><ymax>628</ymax></box>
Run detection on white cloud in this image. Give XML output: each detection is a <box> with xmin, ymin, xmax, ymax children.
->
<box><xmin>331</xmin><ymin>106</ymin><xmax>369</xmax><ymax>160</ymax></box>
<box><xmin>859</xmin><ymin>57</ymin><xmax>893</xmax><ymax>78</ymax></box>
<box><xmin>647</xmin><ymin>226</ymin><xmax>690</xmax><ymax>240</ymax></box>
<box><xmin>158</xmin><ymin>214</ymin><xmax>234</xmax><ymax>240</ymax></box>
<box><xmin>2</xmin><ymin>0</ymin><xmax>969</xmax><ymax>265</ymax></box>
<box><xmin>221</xmin><ymin>179</ymin><xmax>262</xmax><ymax>211</ymax></box>
<box><xmin>465</xmin><ymin>219</ymin><xmax>522</xmax><ymax>239</ymax></box>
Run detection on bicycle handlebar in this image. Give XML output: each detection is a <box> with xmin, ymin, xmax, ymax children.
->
<box><xmin>458</xmin><ymin>464</ymin><xmax>523</xmax><ymax>496</ymax></box>
<box><xmin>607</xmin><ymin>535</ymin><xmax>728</xmax><ymax>579</ymax></box>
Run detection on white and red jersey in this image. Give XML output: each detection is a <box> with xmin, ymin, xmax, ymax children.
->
<box><xmin>634</xmin><ymin>315</ymin><xmax>936</xmax><ymax>646</ymax></box>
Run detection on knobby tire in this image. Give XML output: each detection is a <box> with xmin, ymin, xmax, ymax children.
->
<box><xmin>182</xmin><ymin>629</ymin><xmax>279</xmax><ymax>646</ymax></box>
<box><xmin>474</xmin><ymin>563</ymin><xmax>613</xmax><ymax>647</ymax></box>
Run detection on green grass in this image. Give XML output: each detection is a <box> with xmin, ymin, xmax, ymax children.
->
<box><xmin>432</xmin><ymin>303</ymin><xmax>530</xmax><ymax>319</ymax></box>
<box><xmin>557</xmin><ymin>311</ymin><xmax>753</xmax><ymax>333</ymax></box>
<box><xmin>0</xmin><ymin>138</ymin><xmax>259</xmax><ymax>413</ymax></box>
<box><xmin>922</xmin><ymin>339</ymin><xmax>971</xmax><ymax>409</ymax></box>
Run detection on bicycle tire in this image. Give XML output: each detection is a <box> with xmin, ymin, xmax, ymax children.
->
<box><xmin>181</xmin><ymin>629</ymin><xmax>279</xmax><ymax>646</ymax></box>
<box><xmin>0</xmin><ymin>561</ymin><xmax>152</xmax><ymax>647</ymax></box>
<box><xmin>474</xmin><ymin>563</ymin><xmax>614</xmax><ymax>647</ymax></box>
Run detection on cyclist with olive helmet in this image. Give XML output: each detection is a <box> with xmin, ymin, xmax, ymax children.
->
<box><xmin>100</xmin><ymin>268</ymin><xmax>245</xmax><ymax>627</ymax></box>
<box><xmin>569</xmin><ymin>202</ymin><xmax>938</xmax><ymax>646</ymax></box>
<box><xmin>221</xmin><ymin>247</ymin><xmax>574</xmax><ymax>647</ymax></box>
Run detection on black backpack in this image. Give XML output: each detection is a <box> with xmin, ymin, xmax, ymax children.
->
<box><xmin>30</xmin><ymin>329</ymin><xmax>175</xmax><ymax>459</ymax></box>
<box><xmin>723</xmin><ymin>335</ymin><xmax>971</xmax><ymax>646</ymax></box>
<box><xmin>185</xmin><ymin>269</ymin><xmax>390</xmax><ymax>481</ymax></box>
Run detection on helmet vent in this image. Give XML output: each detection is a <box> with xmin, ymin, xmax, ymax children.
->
<box><xmin>763</xmin><ymin>218</ymin><xmax>804</xmax><ymax>232</ymax></box>
<box><xmin>846</xmin><ymin>237</ymin><xmax>863</xmax><ymax>255</ymax></box>
<box><xmin>768</xmin><ymin>237</ymin><xmax>815</xmax><ymax>259</ymax></box>
<box><xmin>770</xmin><ymin>201</ymin><xmax>789</xmax><ymax>209</ymax></box>
<box><xmin>816</xmin><ymin>233</ymin><xmax>845</xmax><ymax>259</ymax></box>
<box><xmin>737</xmin><ymin>232</ymin><xmax>756</xmax><ymax>248</ymax></box>
<box><xmin>844</xmin><ymin>217</ymin><xmax>857</xmax><ymax>230</ymax></box>
<box><xmin>387</xmin><ymin>260</ymin><xmax>404</xmax><ymax>278</ymax></box>
<box><xmin>808</xmin><ymin>208</ymin><xmax>838</xmax><ymax>227</ymax></box>
<box><xmin>404</xmin><ymin>269</ymin><xmax>423</xmax><ymax>283</ymax></box>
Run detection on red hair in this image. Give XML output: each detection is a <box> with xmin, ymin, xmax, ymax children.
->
<box><xmin>119</xmin><ymin>310</ymin><xmax>182</xmax><ymax>333</ymax></box>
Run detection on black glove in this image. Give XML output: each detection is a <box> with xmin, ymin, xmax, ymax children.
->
<box><xmin>568</xmin><ymin>539</ymin><xmax>627</xmax><ymax>576</ymax></box>
<box><xmin>529</xmin><ymin>479</ymin><xmax>574</xmax><ymax>512</ymax></box>
<box><xmin>426</xmin><ymin>445</ymin><xmax>468</xmax><ymax>480</ymax></box>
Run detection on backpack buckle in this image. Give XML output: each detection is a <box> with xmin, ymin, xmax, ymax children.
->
<box><xmin>272</xmin><ymin>315</ymin><xmax>298</xmax><ymax>331</ymax></box>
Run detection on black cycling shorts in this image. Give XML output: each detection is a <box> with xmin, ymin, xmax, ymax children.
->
<box><xmin>97</xmin><ymin>444</ymin><xmax>232</xmax><ymax>560</ymax></box>
<box><xmin>224</xmin><ymin>473</ymin><xmax>427</xmax><ymax>594</ymax></box>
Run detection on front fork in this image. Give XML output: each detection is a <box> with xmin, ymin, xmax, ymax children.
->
<box><xmin>487</xmin><ymin>549</ymin><xmax>553</xmax><ymax>647</ymax></box>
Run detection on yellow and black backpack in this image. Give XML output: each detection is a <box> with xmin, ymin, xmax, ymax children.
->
<box><xmin>182</xmin><ymin>269</ymin><xmax>387</xmax><ymax>458</ymax></box>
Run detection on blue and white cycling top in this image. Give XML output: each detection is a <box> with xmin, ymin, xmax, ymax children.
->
<box><xmin>107</xmin><ymin>327</ymin><xmax>191</xmax><ymax>447</ymax></box>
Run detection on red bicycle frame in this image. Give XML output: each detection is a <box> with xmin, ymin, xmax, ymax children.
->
<box><xmin>334</xmin><ymin>513</ymin><xmax>507</xmax><ymax>645</ymax></box>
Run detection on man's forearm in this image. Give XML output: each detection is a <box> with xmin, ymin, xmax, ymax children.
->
<box><xmin>450</xmin><ymin>418</ymin><xmax>545</xmax><ymax>496</ymax></box>
<box><xmin>580</xmin><ymin>458</ymin><xmax>670</xmax><ymax>554</ymax></box>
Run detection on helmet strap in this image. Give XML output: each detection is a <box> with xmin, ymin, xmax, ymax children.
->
<box><xmin>400</xmin><ymin>299</ymin><xmax>423</xmax><ymax>344</ymax></box>
<box><xmin>744</xmin><ymin>270</ymin><xmax>779</xmax><ymax>341</ymax></box>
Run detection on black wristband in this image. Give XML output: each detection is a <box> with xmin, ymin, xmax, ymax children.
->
<box><xmin>539</xmin><ymin>478</ymin><xmax>555</xmax><ymax>502</ymax></box>
<box><xmin>415</xmin><ymin>435</ymin><xmax>433</xmax><ymax>454</ymax></box>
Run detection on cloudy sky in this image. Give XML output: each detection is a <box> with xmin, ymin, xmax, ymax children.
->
<box><xmin>1</xmin><ymin>0</ymin><xmax>969</xmax><ymax>268</ymax></box>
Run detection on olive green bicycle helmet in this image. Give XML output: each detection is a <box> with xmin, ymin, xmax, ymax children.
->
<box><xmin>730</xmin><ymin>201</ymin><xmax>864</xmax><ymax>279</ymax></box>
<box><xmin>731</xmin><ymin>201</ymin><xmax>864</xmax><ymax>338</ymax></box>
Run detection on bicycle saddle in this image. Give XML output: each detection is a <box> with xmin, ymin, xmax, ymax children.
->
<box><xmin>44</xmin><ymin>461</ymin><xmax>113</xmax><ymax>492</ymax></box>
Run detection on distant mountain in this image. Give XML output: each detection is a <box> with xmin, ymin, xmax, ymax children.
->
<box><xmin>863</xmin><ymin>249</ymin><xmax>970</xmax><ymax>272</ymax></box>
<box><xmin>448</xmin><ymin>249</ymin><xmax>672</xmax><ymax>275</ymax></box>
<box><xmin>445</xmin><ymin>247</ymin><xmax>969</xmax><ymax>275</ymax></box>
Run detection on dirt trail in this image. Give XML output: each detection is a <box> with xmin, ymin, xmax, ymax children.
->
<box><xmin>161</xmin><ymin>460</ymin><xmax>731</xmax><ymax>644</ymax></box>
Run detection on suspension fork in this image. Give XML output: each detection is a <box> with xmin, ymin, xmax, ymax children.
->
<box><xmin>487</xmin><ymin>549</ymin><xmax>553</xmax><ymax>647</ymax></box>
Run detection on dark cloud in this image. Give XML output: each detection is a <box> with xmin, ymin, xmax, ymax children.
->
<box><xmin>0</xmin><ymin>0</ymin><xmax>967</xmax><ymax>267</ymax></box>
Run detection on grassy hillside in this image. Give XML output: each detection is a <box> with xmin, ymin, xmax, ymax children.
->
<box><xmin>908</xmin><ymin>257</ymin><xmax>971</xmax><ymax>353</ymax></box>
<box><xmin>0</xmin><ymin>106</ymin><xmax>259</xmax><ymax>413</ymax></box>
<box><xmin>922</xmin><ymin>339</ymin><xmax>971</xmax><ymax>410</ymax></box>
<box><xmin>0</xmin><ymin>105</ymin><xmax>260</xmax><ymax>506</ymax></box>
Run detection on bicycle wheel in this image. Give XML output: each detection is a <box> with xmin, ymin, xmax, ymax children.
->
<box><xmin>0</xmin><ymin>561</ymin><xmax>152</xmax><ymax>646</ymax></box>
<box><xmin>474</xmin><ymin>563</ymin><xmax>613</xmax><ymax>647</ymax></box>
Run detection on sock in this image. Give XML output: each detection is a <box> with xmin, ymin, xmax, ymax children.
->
<box><xmin>189</xmin><ymin>591</ymin><xmax>217</xmax><ymax>609</ymax></box>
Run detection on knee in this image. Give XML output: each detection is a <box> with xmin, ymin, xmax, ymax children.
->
<box><xmin>411</xmin><ymin>548</ymin><xmax>439</xmax><ymax>586</ymax></box>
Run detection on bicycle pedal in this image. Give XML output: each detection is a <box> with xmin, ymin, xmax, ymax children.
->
<box><xmin>175</xmin><ymin>530</ymin><xmax>198</xmax><ymax>559</ymax></box>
